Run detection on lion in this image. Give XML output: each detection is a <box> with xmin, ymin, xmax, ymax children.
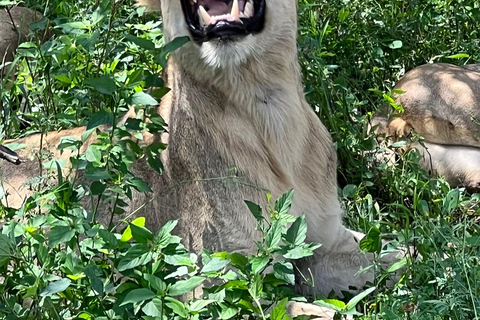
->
<box><xmin>374</xmin><ymin>63</ymin><xmax>480</xmax><ymax>189</ymax></box>
<box><xmin>1</xmin><ymin>0</ymin><xmax>396</xmax><ymax>299</ymax></box>
<box><xmin>0</xmin><ymin>7</ymin><xmax>46</xmax><ymax>69</ymax></box>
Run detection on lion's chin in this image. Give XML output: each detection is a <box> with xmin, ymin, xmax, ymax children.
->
<box><xmin>181</xmin><ymin>0</ymin><xmax>266</xmax><ymax>44</ymax></box>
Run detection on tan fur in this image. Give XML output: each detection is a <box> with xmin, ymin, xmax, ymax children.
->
<box><xmin>373</xmin><ymin>63</ymin><xmax>480</xmax><ymax>189</ymax></box>
<box><xmin>390</xmin><ymin>63</ymin><xmax>480</xmax><ymax>147</ymax></box>
<box><xmin>0</xmin><ymin>7</ymin><xmax>45</xmax><ymax>67</ymax></box>
<box><xmin>1</xmin><ymin>0</ymin><xmax>399</xmax><ymax>298</ymax></box>
<box><xmin>0</xmin><ymin>127</ymin><xmax>94</xmax><ymax>207</ymax></box>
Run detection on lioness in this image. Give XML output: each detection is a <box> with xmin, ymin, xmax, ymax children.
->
<box><xmin>1</xmin><ymin>0</ymin><xmax>392</xmax><ymax>297</ymax></box>
<box><xmin>0</xmin><ymin>7</ymin><xmax>45</xmax><ymax>67</ymax></box>
<box><xmin>374</xmin><ymin>63</ymin><xmax>480</xmax><ymax>189</ymax></box>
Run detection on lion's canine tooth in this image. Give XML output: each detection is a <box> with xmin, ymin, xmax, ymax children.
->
<box><xmin>244</xmin><ymin>1</ymin><xmax>253</xmax><ymax>17</ymax></box>
<box><xmin>199</xmin><ymin>5</ymin><xmax>211</xmax><ymax>25</ymax></box>
<box><xmin>231</xmin><ymin>0</ymin><xmax>240</xmax><ymax>21</ymax></box>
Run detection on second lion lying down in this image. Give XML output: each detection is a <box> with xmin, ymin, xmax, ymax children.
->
<box><xmin>1</xmin><ymin>0</ymin><xmax>398</xmax><ymax>296</ymax></box>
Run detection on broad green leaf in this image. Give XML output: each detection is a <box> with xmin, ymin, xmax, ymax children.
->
<box><xmin>165</xmin><ymin>297</ymin><xmax>189</xmax><ymax>318</ymax></box>
<box><xmin>189</xmin><ymin>299</ymin><xmax>215</xmax><ymax>312</ymax></box>
<box><xmin>48</xmin><ymin>226</ymin><xmax>75</xmax><ymax>248</ymax></box>
<box><xmin>248</xmin><ymin>274</ymin><xmax>263</xmax><ymax>300</ymax></box>
<box><xmin>245</xmin><ymin>200</ymin><xmax>263</xmax><ymax>221</ymax></box>
<box><xmin>125</xmin><ymin>34</ymin><xmax>156</xmax><ymax>50</ymax></box>
<box><xmin>85</xmin><ymin>76</ymin><xmax>117</xmax><ymax>96</ymax></box>
<box><xmin>86</xmin><ymin>110</ymin><xmax>113</xmax><ymax>129</ymax></box>
<box><xmin>314</xmin><ymin>299</ymin><xmax>345</xmax><ymax>312</ymax></box>
<box><xmin>250</xmin><ymin>255</ymin><xmax>270</xmax><ymax>274</ymax></box>
<box><xmin>128</xmin><ymin>177</ymin><xmax>152</xmax><ymax>192</ymax></box>
<box><xmin>168</xmin><ymin>276</ymin><xmax>205</xmax><ymax>296</ymax></box>
<box><xmin>265</xmin><ymin>220</ymin><xmax>282</xmax><ymax>250</ymax></box>
<box><xmin>85</xmin><ymin>265</ymin><xmax>104</xmax><ymax>297</ymax></box>
<box><xmin>130</xmin><ymin>224</ymin><xmax>153</xmax><ymax>243</ymax></box>
<box><xmin>275</xmin><ymin>189</ymin><xmax>294</xmax><ymax>215</ymax></box>
<box><xmin>387</xmin><ymin>258</ymin><xmax>407</xmax><ymax>273</ymax></box>
<box><xmin>359</xmin><ymin>227</ymin><xmax>382</xmax><ymax>254</ymax></box>
<box><xmin>156</xmin><ymin>36</ymin><xmax>190</xmax><ymax>68</ymax></box>
<box><xmin>345</xmin><ymin>287</ymin><xmax>376</xmax><ymax>311</ymax></box>
<box><xmin>128</xmin><ymin>92</ymin><xmax>158</xmax><ymax>106</ymax></box>
<box><xmin>142</xmin><ymin>298</ymin><xmax>163</xmax><ymax>317</ymax></box>
<box><xmin>388</xmin><ymin>40</ymin><xmax>403</xmax><ymax>49</ymax></box>
<box><xmin>118</xmin><ymin>246</ymin><xmax>153</xmax><ymax>271</ymax></box>
<box><xmin>270</xmin><ymin>298</ymin><xmax>293</xmax><ymax>320</ymax></box>
<box><xmin>201</xmin><ymin>257</ymin><xmax>230</xmax><ymax>273</ymax></box>
<box><xmin>164</xmin><ymin>253</ymin><xmax>197</xmax><ymax>266</ymax></box>
<box><xmin>0</xmin><ymin>234</ymin><xmax>12</xmax><ymax>267</ymax></box>
<box><xmin>273</xmin><ymin>261</ymin><xmax>295</xmax><ymax>285</ymax></box>
<box><xmin>40</xmin><ymin>278</ymin><xmax>71</xmax><ymax>297</ymax></box>
<box><xmin>120</xmin><ymin>288</ymin><xmax>156</xmax><ymax>306</ymax></box>
<box><xmin>285</xmin><ymin>214</ymin><xmax>307</xmax><ymax>245</ymax></box>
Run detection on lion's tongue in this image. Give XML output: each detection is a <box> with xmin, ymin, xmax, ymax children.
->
<box><xmin>198</xmin><ymin>0</ymin><xmax>253</xmax><ymax>26</ymax></box>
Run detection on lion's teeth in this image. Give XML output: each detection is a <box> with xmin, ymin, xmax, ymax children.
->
<box><xmin>244</xmin><ymin>1</ymin><xmax>254</xmax><ymax>18</ymax></box>
<box><xmin>198</xmin><ymin>5</ymin><xmax>211</xmax><ymax>26</ymax></box>
<box><xmin>231</xmin><ymin>0</ymin><xmax>240</xmax><ymax>21</ymax></box>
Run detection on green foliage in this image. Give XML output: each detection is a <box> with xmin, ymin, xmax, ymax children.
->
<box><xmin>0</xmin><ymin>186</ymin><xmax>321</xmax><ymax>319</ymax></box>
<box><xmin>298</xmin><ymin>0</ymin><xmax>480</xmax><ymax>319</ymax></box>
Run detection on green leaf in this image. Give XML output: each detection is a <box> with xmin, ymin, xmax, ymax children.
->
<box><xmin>275</xmin><ymin>189</ymin><xmax>294</xmax><ymax>215</ymax></box>
<box><xmin>118</xmin><ymin>246</ymin><xmax>153</xmax><ymax>271</ymax></box>
<box><xmin>345</xmin><ymin>287</ymin><xmax>376</xmax><ymax>311</ymax></box>
<box><xmin>85</xmin><ymin>145</ymin><xmax>102</xmax><ymax>163</ymax></box>
<box><xmin>245</xmin><ymin>200</ymin><xmax>263</xmax><ymax>221</ymax></box>
<box><xmin>168</xmin><ymin>276</ymin><xmax>205</xmax><ymax>296</ymax></box>
<box><xmin>128</xmin><ymin>177</ymin><xmax>152</xmax><ymax>192</ymax></box>
<box><xmin>248</xmin><ymin>274</ymin><xmax>263</xmax><ymax>300</ymax></box>
<box><xmin>447</xmin><ymin>53</ymin><xmax>469</xmax><ymax>59</ymax></box>
<box><xmin>284</xmin><ymin>244</ymin><xmax>319</xmax><ymax>259</ymax></box>
<box><xmin>189</xmin><ymin>299</ymin><xmax>215</xmax><ymax>312</ymax></box>
<box><xmin>40</xmin><ymin>279</ymin><xmax>71</xmax><ymax>297</ymax></box>
<box><xmin>130</xmin><ymin>224</ymin><xmax>153</xmax><ymax>243</ymax></box>
<box><xmin>165</xmin><ymin>297</ymin><xmax>189</xmax><ymax>318</ymax></box>
<box><xmin>265</xmin><ymin>220</ymin><xmax>282</xmax><ymax>250</ymax></box>
<box><xmin>388</xmin><ymin>40</ymin><xmax>403</xmax><ymax>49</ymax></box>
<box><xmin>285</xmin><ymin>214</ymin><xmax>307</xmax><ymax>245</ymax></box>
<box><xmin>142</xmin><ymin>298</ymin><xmax>163</xmax><ymax>317</ymax></box>
<box><xmin>48</xmin><ymin>226</ymin><xmax>75</xmax><ymax>248</ymax></box>
<box><xmin>0</xmin><ymin>234</ymin><xmax>12</xmax><ymax>267</ymax></box>
<box><xmin>314</xmin><ymin>299</ymin><xmax>345</xmax><ymax>312</ymax></box>
<box><xmin>202</xmin><ymin>257</ymin><xmax>230</xmax><ymax>273</ymax></box>
<box><xmin>359</xmin><ymin>227</ymin><xmax>382</xmax><ymax>254</ymax></box>
<box><xmin>120</xmin><ymin>288</ymin><xmax>156</xmax><ymax>306</ymax></box>
<box><xmin>85</xmin><ymin>166</ymin><xmax>111</xmax><ymax>180</ymax></box>
<box><xmin>443</xmin><ymin>188</ymin><xmax>460</xmax><ymax>214</ymax></box>
<box><xmin>85</xmin><ymin>265</ymin><xmax>104</xmax><ymax>297</ymax></box>
<box><xmin>270</xmin><ymin>298</ymin><xmax>293</xmax><ymax>320</ymax></box>
<box><xmin>273</xmin><ymin>261</ymin><xmax>295</xmax><ymax>285</ymax></box>
<box><xmin>156</xmin><ymin>36</ymin><xmax>190</xmax><ymax>68</ymax></box>
<box><xmin>128</xmin><ymin>92</ymin><xmax>158</xmax><ymax>106</ymax></box>
<box><xmin>87</xmin><ymin>110</ymin><xmax>113</xmax><ymax>130</ymax></box>
<box><xmin>125</xmin><ymin>34</ymin><xmax>156</xmax><ymax>50</ymax></box>
<box><xmin>85</xmin><ymin>76</ymin><xmax>117</xmax><ymax>96</ymax></box>
<box><xmin>250</xmin><ymin>255</ymin><xmax>270</xmax><ymax>274</ymax></box>
<box><xmin>387</xmin><ymin>258</ymin><xmax>407</xmax><ymax>273</ymax></box>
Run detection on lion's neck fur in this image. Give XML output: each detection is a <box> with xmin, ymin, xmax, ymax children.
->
<box><xmin>168</xmin><ymin>34</ymin><xmax>308</xmax><ymax>147</ymax></box>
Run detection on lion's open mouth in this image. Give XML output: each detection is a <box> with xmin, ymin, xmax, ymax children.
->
<box><xmin>181</xmin><ymin>0</ymin><xmax>266</xmax><ymax>43</ymax></box>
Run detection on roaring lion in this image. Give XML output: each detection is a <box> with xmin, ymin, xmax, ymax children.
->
<box><xmin>374</xmin><ymin>63</ymin><xmax>480</xmax><ymax>189</ymax></box>
<box><xmin>1</xmin><ymin>0</ymin><xmax>395</xmax><ymax>297</ymax></box>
